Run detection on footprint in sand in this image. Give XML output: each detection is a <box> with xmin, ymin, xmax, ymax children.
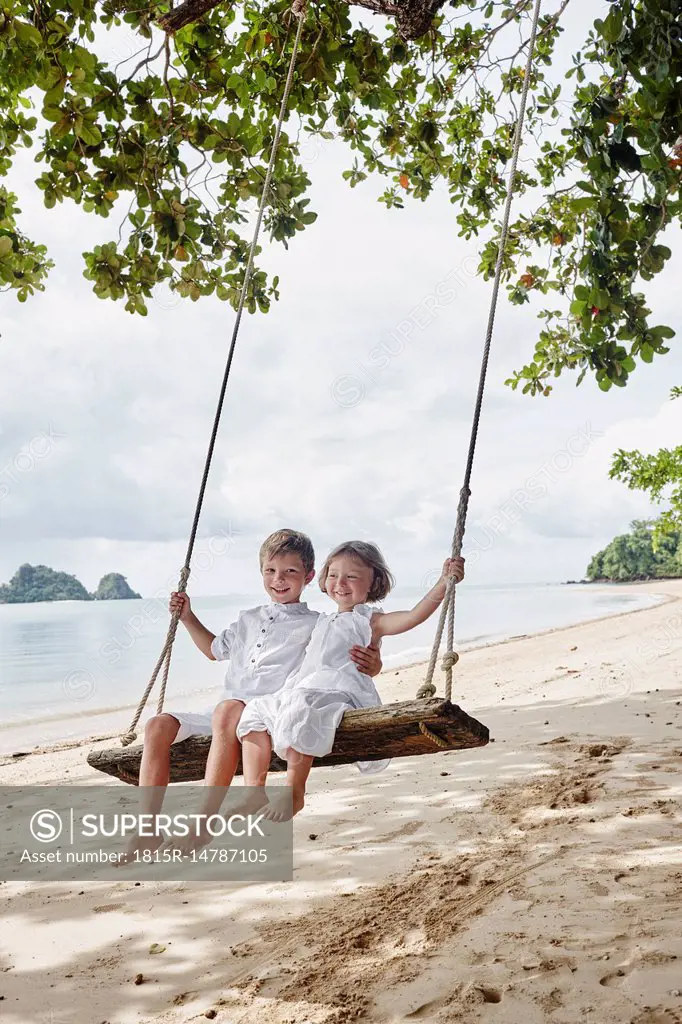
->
<box><xmin>249</xmin><ymin>963</ymin><xmax>293</xmax><ymax>998</ymax></box>
<box><xmin>406</xmin><ymin>996</ymin><xmax>448</xmax><ymax>1018</ymax></box>
<box><xmin>549</xmin><ymin>783</ymin><xmax>599</xmax><ymax>809</ymax></box>
<box><xmin>172</xmin><ymin>991</ymin><xmax>198</xmax><ymax>1006</ymax></box>
<box><xmin>538</xmin><ymin>988</ymin><xmax>564</xmax><ymax>1012</ymax></box>
<box><xmin>614</xmin><ymin>869</ymin><xmax>639</xmax><ymax>882</ymax></box>
<box><xmin>653</xmin><ymin>800</ymin><xmax>678</xmax><ymax>816</ymax></box>
<box><xmin>406</xmin><ymin>986</ymin><xmax>502</xmax><ymax>1017</ymax></box>
<box><xmin>382</xmin><ymin>820</ymin><xmax>424</xmax><ymax>842</ymax></box>
<box><xmin>477</xmin><ymin>986</ymin><xmax>502</xmax><ymax>1003</ymax></box>
<box><xmin>600</xmin><ymin>967</ymin><xmax>630</xmax><ymax>987</ymax></box>
<box><xmin>631</xmin><ymin>1010</ymin><xmax>682</xmax><ymax>1024</ymax></box>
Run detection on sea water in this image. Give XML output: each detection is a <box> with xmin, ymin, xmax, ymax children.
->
<box><xmin>0</xmin><ymin>582</ymin><xmax>662</xmax><ymax>753</ymax></box>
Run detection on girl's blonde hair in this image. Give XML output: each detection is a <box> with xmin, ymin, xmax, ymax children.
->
<box><xmin>319</xmin><ymin>541</ymin><xmax>395</xmax><ymax>602</ymax></box>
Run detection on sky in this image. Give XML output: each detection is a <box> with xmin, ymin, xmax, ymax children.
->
<box><xmin>1</xmin><ymin>0</ymin><xmax>681</xmax><ymax>598</ymax></box>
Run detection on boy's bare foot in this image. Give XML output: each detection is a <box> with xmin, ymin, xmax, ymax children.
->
<box><xmin>117</xmin><ymin>833</ymin><xmax>164</xmax><ymax>867</ymax></box>
<box><xmin>164</xmin><ymin>822</ymin><xmax>213</xmax><ymax>857</ymax></box>
<box><xmin>262</xmin><ymin>786</ymin><xmax>304</xmax><ymax>822</ymax></box>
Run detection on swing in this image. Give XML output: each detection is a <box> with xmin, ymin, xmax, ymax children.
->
<box><xmin>87</xmin><ymin>0</ymin><xmax>543</xmax><ymax>786</ymax></box>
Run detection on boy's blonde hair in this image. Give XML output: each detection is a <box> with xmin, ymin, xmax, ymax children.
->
<box><xmin>319</xmin><ymin>541</ymin><xmax>395</xmax><ymax>602</ymax></box>
<box><xmin>259</xmin><ymin>529</ymin><xmax>315</xmax><ymax>575</ymax></box>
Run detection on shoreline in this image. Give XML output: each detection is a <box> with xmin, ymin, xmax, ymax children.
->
<box><xmin>1</xmin><ymin>573</ymin><xmax>680</xmax><ymax>608</ymax></box>
<box><xmin>1</xmin><ymin>580</ymin><xmax>673</xmax><ymax>763</ymax></box>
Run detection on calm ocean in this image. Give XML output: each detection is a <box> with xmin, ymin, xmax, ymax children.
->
<box><xmin>0</xmin><ymin>582</ymin><xmax>661</xmax><ymax>753</ymax></box>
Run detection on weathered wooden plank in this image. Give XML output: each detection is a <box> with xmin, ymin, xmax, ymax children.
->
<box><xmin>87</xmin><ymin>698</ymin><xmax>489</xmax><ymax>785</ymax></box>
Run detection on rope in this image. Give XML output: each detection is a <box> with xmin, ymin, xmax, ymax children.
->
<box><xmin>417</xmin><ymin>0</ymin><xmax>543</xmax><ymax>703</ymax></box>
<box><xmin>120</xmin><ymin>1</ymin><xmax>309</xmax><ymax>747</ymax></box>
<box><xmin>418</xmin><ymin>721</ymin><xmax>449</xmax><ymax>750</ymax></box>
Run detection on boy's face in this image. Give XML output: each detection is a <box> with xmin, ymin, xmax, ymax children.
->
<box><xmin>261</xmin><ymin>553</ymin><xmax>314</xmax><ymax>604</ymax></box>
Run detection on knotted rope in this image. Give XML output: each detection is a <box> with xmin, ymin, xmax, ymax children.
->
<box><xmin>120</xmin><ymin>0</ymin><xmax>309</xmax><ymax>746</ymax></box>
<box><xmin>417</xmin><ymin>0</ymin><xmax>543</xmax><ymax>708</ymax></box>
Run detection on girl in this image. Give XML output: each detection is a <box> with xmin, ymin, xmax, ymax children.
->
<box><xmin>237</xmin><ymin>541</ymin><xmax>465</xmax><ymax>820</ymax></box>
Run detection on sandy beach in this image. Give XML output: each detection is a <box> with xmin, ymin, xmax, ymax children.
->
<box><xmin>1</xmin><ymin>579</ymin><xmax>681</xmax><ymax>1024</ymax></box>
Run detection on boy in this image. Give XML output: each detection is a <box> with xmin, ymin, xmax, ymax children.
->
<box><xmin>124</xmin><ymin>529</ymin><xmax>381</xmax><ymax>860</ymax></box>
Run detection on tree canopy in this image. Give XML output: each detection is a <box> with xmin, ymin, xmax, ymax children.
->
<box><xmin>586</xmin><ymin>519</ymin><xmax>681</xmax><ymax>581</ymax></box>
<box><xmin>2</xmin><ymin>0</ymin><xmax>680</xmax><ymax>392</ymax></box>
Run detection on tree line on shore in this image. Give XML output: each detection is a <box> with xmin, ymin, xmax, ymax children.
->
<box><xmin>586</xmin><ymin>522</ymin><xmax>681</xmax><ymax>582</ymax></box>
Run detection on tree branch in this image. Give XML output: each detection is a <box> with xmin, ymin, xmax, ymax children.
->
<box><xmin>158</xmin><ymin>0</ymin><xmax>225</xmax><ymax>33</ymax></box>
<box><xmin>158</xmin><ymin>0</ymin><xmax>447</xmax><ymax>40</ymax></box>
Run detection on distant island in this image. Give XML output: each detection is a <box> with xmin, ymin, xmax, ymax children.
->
<box><xmin>585</xmin><ymin>521</ymin><xmax>681</xmax><ymax>583</ymax></box>
<box><xmin>91</xmin><ymin>572</ymin><xmax>142</xmax><ymax>601</ymax></box>
<box><xmin>0</xmin><ymin>564</ymin><xmax>142</xmax><ymax>604</ymax></box>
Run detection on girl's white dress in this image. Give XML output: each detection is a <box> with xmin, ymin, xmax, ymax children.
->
<box><xmin>237</xmin><ymin>603</ymin><xmax>390</xmax><ymax>774</ymax></box>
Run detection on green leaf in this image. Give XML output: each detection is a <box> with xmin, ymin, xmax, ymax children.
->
<box><xmin>571</xmin><ymin>197</ymin><xmax>593</xmax><ymax>213</ymax></box>
<box><xmin>600</xmin><ymin>8</ymin><xmax>623</xmax><ymax>43</ymax></box>
<box><xmin>15</xmin><ymin>22</ymin><xmax>43</xmax><ymax>47</ymax></box>
<box><xmin>649</xmin><ymin>325</ymin><xmax>675</xmax><ymax>340</ymax></box>
<box><xmin>76</xmin><ymin>121</ymin><xmax>102</xmax><ymax>146</ymax></box>
<box><xmin>590</xmin><ymin>288</ymin><xmax>610</xmax><ymax>309</ymax></box>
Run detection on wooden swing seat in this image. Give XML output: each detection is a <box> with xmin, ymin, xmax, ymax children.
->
<box><xmin>87</xmin><ymin>698</ymin><xmax>489</xmax><ymax>785</ymax></box>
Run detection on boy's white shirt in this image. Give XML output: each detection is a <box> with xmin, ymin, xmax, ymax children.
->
<box><xmin>210</xmin><ymin>601</ymin><xmax>319</xmax><ymax>702</ymax></box>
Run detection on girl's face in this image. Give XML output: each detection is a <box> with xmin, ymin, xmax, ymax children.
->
<box><xmin>324</xmin><ymin>555</ymin><xmax>373</xmax><ymax>612</ymax></box>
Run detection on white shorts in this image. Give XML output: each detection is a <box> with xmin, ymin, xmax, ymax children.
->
<box><xmin>165</xmin><ymin>708</ymin><xmax>214</xmax><ymax>744</ymax></box>
<box><xmin>237</xmin><ymin>689</ymin><xmax>390</xmax><ymax>775</ymax></box>
<box><xmin>165</xmin><ymin>700</ymin><xmax>245</xmax><ymax>744</ymax></box>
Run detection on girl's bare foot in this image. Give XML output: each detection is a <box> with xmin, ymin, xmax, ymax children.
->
<box><xmin>262</xmin><ymin>786</ymin><xmax>304</xmax><ymax>822</ymax></box>
<box><xmin>229</xmin><ymin>788</ymin><xmax>269</xmax><ymax>818</ymax></box>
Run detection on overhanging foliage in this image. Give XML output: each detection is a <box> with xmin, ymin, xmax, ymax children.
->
<box><xmin>1</xmin><ymin>0</ymin><xmax>680</xmax><ymax>392</ymax></box>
